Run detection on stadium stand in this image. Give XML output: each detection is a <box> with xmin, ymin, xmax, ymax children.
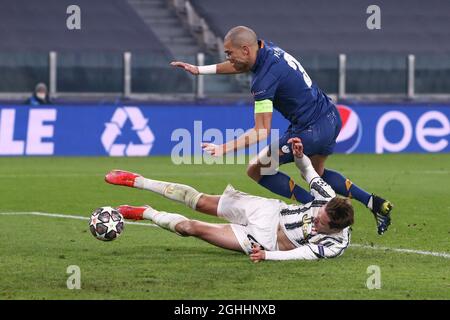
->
<box><xmin>126</xmin><ymin>0</ymin><xmax>241</xmax><ymax>93</ymax></box>
<box><xmin>0</xmin><ymin>0</ymin><xmax>169</xmax><ymax>53</ymax></box>
<box><xmin>127</xmin><ymin>0</ymin><xmax>203</xmax><ymax>58</ymax></box>
<box><xmin>190</xmin><ymin>0</ymin><xmax>450</xmax><ymax>54</ymax></box>
<box><xmin>190</xmin><ymin>0</ymin><xmax>450</xmax><ymax>95</ymax></box>
<box><xmin>0</xmin><ymin>0</ymin><xmax>449</xmax><ymax>98</ymax></box>
<box><xmin>0</xmin><ymin>0</ymin><xmax>195</xmax><ymax>94</ymax></box>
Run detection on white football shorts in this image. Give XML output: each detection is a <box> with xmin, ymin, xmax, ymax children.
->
<box><xmin>217</xmin><ymin>184</ymin><xmax>285</xmax><ymax>254</ymax></box>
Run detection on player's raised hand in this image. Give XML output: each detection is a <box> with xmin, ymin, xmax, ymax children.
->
<box><xmin>287</xmin><ymin>137</ymin><xmax>304</xmax><ymax>158</ymax></box>
<box><xmin>170</xmin><ymin>61</ymin><xmax>199</xmax><ymax>75</ymax></box>
<box><xmin>201</xmin><ymin>143</ymin><xmax>224</xmax><ymax>157</ymax></box>
<box><xmin>249</xmin><ymin>244</ymin><xmax>266</xmax><ymax>263</ymax></box>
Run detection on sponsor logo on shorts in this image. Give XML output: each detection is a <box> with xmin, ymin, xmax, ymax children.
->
<box><xmin>281</xmin><ymin>145</ymin><xmax>291</xmax><ymax>154</ymax></box>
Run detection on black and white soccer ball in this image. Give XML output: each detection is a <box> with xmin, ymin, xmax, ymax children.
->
<box><xmin>89</xmin><ymin>206</ymin><xmax>124</xmax><ymax>241</ymax></box>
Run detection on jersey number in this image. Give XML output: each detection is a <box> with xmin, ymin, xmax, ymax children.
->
<box><xmin>284</xmin><ymin>52</ymin><xmax>312</xmax><ymax>88</ymax></box>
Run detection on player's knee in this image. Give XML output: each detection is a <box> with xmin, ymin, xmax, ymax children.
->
<box><xmin>195</xmin><ymin>194</ymin><xmax>213</xmax><ymax>212</ymax></box>
<box><xmin>174</xmin><ymin>220</ymin><xmax>194</xmax><ymax>236</ymax></box>
<box><xmin>247</xmin><ymin>162</ymin><xmax>261</xmax><ymax>181</ymax></box>
<box><xmin>175</xmin><ymin>220</ymin><xmax>201</xmax><ymax>237</ymax></box>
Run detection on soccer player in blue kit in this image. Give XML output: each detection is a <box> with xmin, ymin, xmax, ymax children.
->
<box><xmin>171</xmin><ymin>26</ymin><xmax>392</xmax><ymax>235</ymax></box>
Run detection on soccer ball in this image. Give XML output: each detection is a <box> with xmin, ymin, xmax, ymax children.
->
<box><xmin>89</xmin><ymin>206</ymin><xmax>124</xmax><ymax>241</ymax></box>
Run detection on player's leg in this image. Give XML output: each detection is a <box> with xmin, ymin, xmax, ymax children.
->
<box><xmin>195</xmin><ymin>195</ymin><xmax>221</xmax><ymax>216</ymax></box>
<box><xmin>247</xmin><ymin>140</ymin><xmax>314</xmax><ymax>204</ymax></box>
<box><xmin>106</xmin><ymin>170</ymin><xmax>224</xmax><ymax>217</ymax></box>
<box><xmin>308</xmin><ymin>110</ymin><xmax>393</xmax><ymax>235</ymax></box>
<box><xmin>117</xmin><ymin>204</ymin><xmax>243</xmax><ymax>252</ymax></box>
<box><xmin>318</xmin><ymin>161</ymin><xmax>393</xmax><ymax>235</ymax></box>
<box><xmin>312</xmin><ymin>154</ymin><xmax>374</xmax><ymax>204</ymax></box>
<box><xmin>175</xmin><ymin>220</ymin><xmax>243</xmax><ymax>252</ymax></box>
<box><xmin>105</xmin><ymin>170</ymin><xmax>205</xmax><ymax>210</ymax></box>
<box><xmin>116</xmin><ymin>193</ymin><xmax>221</xmax><ymax>221</ymax></box>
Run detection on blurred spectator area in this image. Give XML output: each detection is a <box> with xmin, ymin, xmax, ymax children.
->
<box><xmin>190</xmin><ymin>0</ymin><xmax>450</xmax><ymax>95</ymax></box>
<box><xmin>0</xmin><ymin>0</ymin><xmax>192</xmax><ymax>94</ymax></box>
<box><xmin>0</xmin><ymin>0</ymin><xmax>449</xmax><ymax>99</ymax></box>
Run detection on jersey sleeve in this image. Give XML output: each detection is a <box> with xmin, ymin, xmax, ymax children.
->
<box><xmin>252</xmin><ymin>73</ymin><xmax>278</xmax><ymax>113</ymax></box>
<box><xmin>293</xmin><ymin>155</ymin><xmax>335</xmax><ymax>200</ymax></box>
<box><xmin>265</xmin><ymin>236</ymin><xmax>349</xmax><ymax>261</ymax></box>
<box><xmin>309</xmin><ymin>177</ymin><xmax>336</xmax><ymax>201</ymax></box>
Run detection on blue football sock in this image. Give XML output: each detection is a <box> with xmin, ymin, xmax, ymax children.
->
<box><xmin>258</xmin><ymin>172</ymin><xmax>314</xmax><ymax>204</ymax></box>
<box><xmin>321</xmin><ymin>169</ymin><xmax>371</xmax><ymax>206</ymax></box>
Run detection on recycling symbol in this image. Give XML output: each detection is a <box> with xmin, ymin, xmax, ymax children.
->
<box><xmin>101</xmin><ymin>106</ymin><xmax>155</xmax><ymax>156</ymax></box>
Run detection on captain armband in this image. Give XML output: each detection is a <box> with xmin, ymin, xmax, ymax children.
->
<box><xmin>254</xmin><ymin>99</ymin><xmax>273</xmax><ymax>113</ymax></box>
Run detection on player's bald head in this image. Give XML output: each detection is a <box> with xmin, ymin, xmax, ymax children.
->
<box><xmin>223</xmin><ymin>26</ymin><xmax>259</xmax><ymax>72</ymax></box>
<box><xmin>224</xmin><ymin>26</ymin><xmax>258</xmax><ymax>48</ymax></box>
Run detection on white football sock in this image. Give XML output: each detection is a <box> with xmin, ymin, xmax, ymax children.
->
<box><xmin>143</xmin><ymin>207</ymin><xmax>187</xmax><ymax>235</ymax></box>
<box><xmin>134</xmin><ymin>177</ymin><xmax>203</xmax><ymax>210</ymax></box>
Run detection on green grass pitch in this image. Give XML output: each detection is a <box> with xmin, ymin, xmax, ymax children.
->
<box><xmin>0</xmin><ymin>154</ymin><xmax>449</xmax><ymax>299</ymax></box>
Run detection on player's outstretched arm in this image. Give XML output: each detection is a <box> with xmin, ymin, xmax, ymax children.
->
<box><xmin>202</xmin><ymin>112</ymin><xmax>272</xmax><ymax>156</ymax></box>
<box><xmin>250</xmin><ymin>244</ymin><xmax>343</xmax><ymax>262</ymax></box>
<box><xmin>170</xmin><ymin>61</ymin><xmax>199</xmax><ymax>75</ymax></box>
<box><xmin>215</xmin><ymin>61</ymin><xmax>243</xmax><ymax>74</ymax></box>
<box><xmin>288</xmin><ymin>137</ymin><xmax>320</xmax><ymax>184</ymax></box>
<box><xmin>249</xmin><ymin>245</ymin><xmax>266</xmax><ymax>263</ymax></box>
<box><xmin>170</xmin><ymin>60</ymin><xmax>243</xmax><ymax>75</ymax></box>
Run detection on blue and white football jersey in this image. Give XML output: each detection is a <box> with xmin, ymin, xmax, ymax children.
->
<box><xmin>251</xmin><ymin>40</ymin><xmax>336</xmax><ymax>131</ymax></box>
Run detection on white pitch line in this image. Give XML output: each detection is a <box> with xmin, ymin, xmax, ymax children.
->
<box><xmin>0</xmin><ymin>211</ymin><xmax>158</xmax><ymax>227</ymax></box>
<box><xmin>350</xmin><ymin>244</ymin><xmax>450</xmax><ymax>259</ymax></box>
<box><xmin>1</xmin><ymin>211</ymin><xmax>449</xmax><ymax>259</ymax></box>
<box><xmin>0</xmin><ymin>173</ymin><xmax>105</xmax><ymax>178</ymax></box>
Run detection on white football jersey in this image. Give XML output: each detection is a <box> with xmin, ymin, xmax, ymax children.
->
<box><xmin>266</xmin><ymin>177</ymin><xmax>351</xmax><ymax>260</ymax></box>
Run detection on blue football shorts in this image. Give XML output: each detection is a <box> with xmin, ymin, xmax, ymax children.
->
<box><xmin>276</xmin><ymin>108</ymin><xmax>342</xmax><ymax>165</ymax></box>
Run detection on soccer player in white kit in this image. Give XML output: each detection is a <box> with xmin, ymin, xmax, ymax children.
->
<box><xmin>105</xmin><ymin>138</ymin><xmax>354</xmax><ymax>261</ymax></box>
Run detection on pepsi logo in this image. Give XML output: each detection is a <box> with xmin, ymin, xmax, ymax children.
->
<box><xmin>335</xmin><ymin>105</ymin><xmax>362</xmax><ymax>154</ymax></box>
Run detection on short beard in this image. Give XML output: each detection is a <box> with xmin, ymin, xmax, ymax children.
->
<box><xmin>234</xmin><ymin>61</ymin><xmax>250</xmax><ymax>72</ymax></box>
